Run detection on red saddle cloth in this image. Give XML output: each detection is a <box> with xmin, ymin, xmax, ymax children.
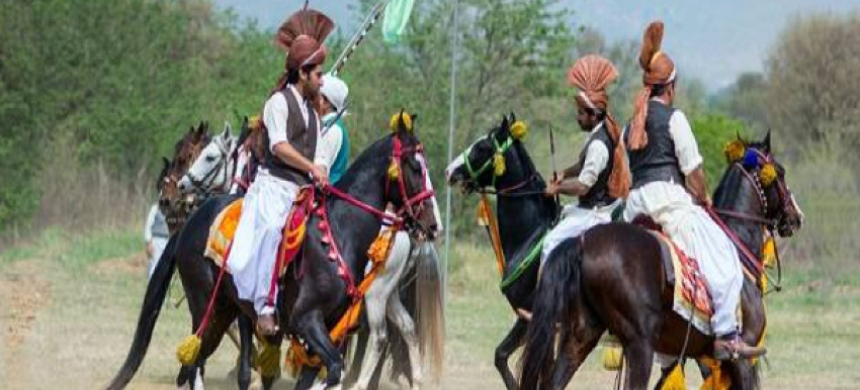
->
<box><xmin>633</xmin><ymin>216</ymin><xmax>715</xmax><ymax>333</ymax></box>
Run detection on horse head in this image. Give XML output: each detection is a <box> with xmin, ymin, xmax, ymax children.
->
<box><xmin>446</xmin><ymin>113</ymin><xmax>539</xmax><ymax>193</ymax></box>
<box><xmin>716</xmin><ymin>131</ymin><xmax>804</xmax><ymax>237</ymax></box>
<box><xmin>178</xmin><ymin>122</ymin><xmax>236</xmax><ymax>196</ymax></box>
<box><xmin>385</xmin><ymin>111</ymin><xmax>441</xmax><ymax>241</ymax></box>
<box><xmin>158</xmin><ymin>122</ymin><xmax>212</xmax><ymax>230</ymax></box>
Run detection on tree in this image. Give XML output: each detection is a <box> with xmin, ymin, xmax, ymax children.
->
<box><xmin>765</xmin><ymin>13</ymin><xmax>860</xmax><ymax>161</ymax></box>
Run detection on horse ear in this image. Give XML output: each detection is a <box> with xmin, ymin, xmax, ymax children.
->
<box><xmin>763</xmin><ymin>130</ymin><xmax>772</xmax><ymax>153</ymax></box>
<box><xmin>223</xmin><ymin>121</ymin><xmax>232</xmax><ymax>138</ymax></box>
<box><xmin>161</xmin><ymin>157</ymin><xmax>170</xmax><ymax>170</ymax></box>
<box><xmin>501</xmin><ymin>115</ymin><xmax>510</xmax><ymax>130</ymax></box>
<box><xmin>511</xmin><ymin>112</ymin><xmax>516</xmax><ymax>122</ymax></box>
<box><xmin>411</xmin><ymin>113</ymin><xmax>418</xmax><ymax>123</ymax></box>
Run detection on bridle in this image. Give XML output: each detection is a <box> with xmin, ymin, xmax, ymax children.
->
<box><xmin>323</xmin><ymin>135</ymin><xmax>436</xmax><ymax>236</ymax></box>
<box><xmin>457</xmin><ymin>132</ymin><xmax>544</xmax><ymax>197</ymax></box>
<box><xmin>183</xmin><ymin>137</ymin><xmax>233</xmax><ymax>196</ymax></box>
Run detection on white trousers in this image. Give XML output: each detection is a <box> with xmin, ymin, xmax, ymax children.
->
<box><xmin>624</xmin><ymin>181</ymin><xmax>743</xmax><ymax>336</ymax></box>
<box><xmin>227</xmin><ymin>169</ymin><xmax>299</xmax><ymax>314</ymax></box>
<box><xmin>541</xmin><ymin>201</ymin><xmax>618</xmax><ymax>265</ymax></box>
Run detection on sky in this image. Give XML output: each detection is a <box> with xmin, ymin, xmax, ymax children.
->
<box><xmin>214</xmin><ymin>0</ymin><xmax>860</xmax><ymax>90</ymax></box>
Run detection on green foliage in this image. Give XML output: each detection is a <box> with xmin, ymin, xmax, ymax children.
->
<box><xmin>690</xmin><ymin>113</ymin><xmax>748</xmax><ymax>190</ymax></box>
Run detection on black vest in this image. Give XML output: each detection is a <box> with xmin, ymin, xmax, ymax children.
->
<box><xmin>263</xmin><ymin>88</ymin><xmax>318</xmax><ymax>185</ymax></box>
<box><xmin>626</xmin><ymin>100</ymin><xmax>684</xmax><ymax>189</ymax></box>
<box><xmin>578</xmin><ymin>124</ymin><xmax>616</xmax><ymax>208</ymax></box>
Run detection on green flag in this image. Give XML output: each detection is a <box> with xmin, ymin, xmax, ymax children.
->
<box><xmin>382</xmin><ymin>0</ymin><xmax>415</xmax><ymax>44</ymax></box>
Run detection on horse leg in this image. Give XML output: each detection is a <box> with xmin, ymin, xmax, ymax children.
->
<box><xmin>292</xmin><ymin>311</ymin><xmax>345</xmax><ymax>388</ymax></box>
<box><xmin>548</xmin><ymin>323</ymin><xmax>603</xmax><ymax>390</ymax></box>
<box><xmin>354</xmin><ymin>282</ymin><xmax>390</xmax><ymax>390</ymax></box>
<box><xmin>495</xmin><ymin>318</ymin><xmax>528</xmax><ymax>390</ymax></box>
<box><xmin>385</xmin><ymin>290</ymin><xmax>422</xmax><ymax>390</ymax></box>
<box><xmin>623</xmin><ymin>341</ymin><xmax>655</xmax><ymax>390</ymax></box>
<box><xmin>294</xmin><ymin>366</ymin><xmax>323</xmax><ymax>390</ymax></box>
<box><xmin>236</xmin><ymin>315</ymin><xmax>254</xmax><ymax>390</ymax></box>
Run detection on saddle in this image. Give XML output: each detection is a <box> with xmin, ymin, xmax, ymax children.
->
<box><xmin>633</xmin><ymin>215</ymin><xmax>716</xmax><ymax>335</ymax></box>
<box><xmin>205</xmin><ymin>187</ymin><xmax>315</xmax><ymax>275</ymax></box>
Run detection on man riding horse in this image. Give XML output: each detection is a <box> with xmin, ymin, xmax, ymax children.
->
<box><xmin>542</xmin><ymin>55</ymin><xmax>628</xmax><ymax>264</ymax></box>
<box><xmin>227</xmin><ymin>8</ymin><xmax>334</xmax><ymax>336</ymax></box>
<box><xmin>624</xmin><ymin>21</ymin><xmax>764</xmax><ymax>360</ymax></box>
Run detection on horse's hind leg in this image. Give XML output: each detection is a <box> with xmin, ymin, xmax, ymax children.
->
<box><xmin>623</xmin><ymin>341</ymin><xmax>655</xmax><ymax>390</ymax></box>
<box><xmin>495</xmin><ymin>318</ymin><xmax>528</xmax><ymax>390</ymax></box>
<box><xmin>549</xmin><ymin>323</ymin><xmax>604</xmax><ymax>390</ymax></box>
<box><xmin>294</xmin><ymin>366</ymin><xmax>323</xmax><ymax>390</ymax></box>
<box><xmin>386</xmin><ymin>290</ymin><xmax>422</xmax><ymax>390</ymax></box>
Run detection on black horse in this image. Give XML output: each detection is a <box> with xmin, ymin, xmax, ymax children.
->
<box><xmin>445</xmin><ymin>114</ymin><xmax>560</xmax><ymax>390</ymax></box>
<box><xmin>517</xmin><ymin>133</ymin><xmax>803</xmax><ymax>390</ymax></box>
<box><xmin>106</xmin><ymin>117</ymin><xmax>438</xmax><ymax>390</ymax></box>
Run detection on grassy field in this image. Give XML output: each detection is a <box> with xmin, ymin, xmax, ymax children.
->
<box><xmin>1</xmin><ymin>225</ymin><xmax>859</xmax><ymax>389</ymax></box>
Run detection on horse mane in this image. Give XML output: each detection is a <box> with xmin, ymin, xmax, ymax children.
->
<box><xmin>332</xmin><ymin>134</ymin><xmax>392</xmax><ymax>192</ymax></box>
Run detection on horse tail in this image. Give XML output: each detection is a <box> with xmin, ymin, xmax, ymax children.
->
<box><xmin>518</xmin><ymin>238</ymin><xmax>584</xmax><ymax>390</ymax></box>
<box><xmin>414</xmin><ymin>241</ymin><xmax>445</xmax><ymax>385</ymax></box>
<box><xmin>105</xmin><ymin>234</ymin><xmax>179</xmax><ymax>390</ymax></box>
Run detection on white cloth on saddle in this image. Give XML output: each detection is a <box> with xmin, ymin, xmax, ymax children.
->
<box><xmin>541</xmin><ymin>201</ymin><xmax>618</xmax><ymax>265</ymax></box>
<box><xmin>624</xmin><ymin>181</ymin><xmax>743</xmax><ymax>337</ymax></box>
<box><xmin>227</xmin><ymin>169</ymin><xmax>299</xmax><ymax>314</ymax></box>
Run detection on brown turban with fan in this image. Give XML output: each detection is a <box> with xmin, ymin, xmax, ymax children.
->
<box><xmin>628</xmin><ymin>21</ymin><xmax>677</xmax><ymax>151</ymax></box>
<box><xmin>274</xmin><ymin>9</ymin><xmax>335</xmax><ymax>71</ymax></box>
<box><xmin>567</xmin><ymin>55</ymin><xmax>630</xmax><ymax>199</ymax></box>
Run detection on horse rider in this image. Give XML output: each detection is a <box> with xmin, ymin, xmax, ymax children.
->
<box><xmin>315</xmin><ymin>73</ymin><xmax>350</xmax><ymax>184</ymax></box>
<box><xmin>623</xmin><ymin>21</ymin><xmax>765</xmax><ymax>359</ymax></box>
<box><xmin>226</xmin><ymin>8</ymin><xmax>334</xmax><ymax>335</ymax></box>
<box><xmin>542</xmin><ymin>55</ymin><xmax>629</xmax><ymax>263</ymax></box>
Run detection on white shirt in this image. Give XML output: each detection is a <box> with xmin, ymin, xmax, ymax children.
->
<box><xmin>577</xmin><ymin>122</ymin><xmax>610</xmax><ymax>188</ymax></box>
<box><xmin>314</xmin><ymin>112</ymin><xmax>345</xmax><ymax>173</ymax></box>
<box><xmin>263</xmin><ymin>85</ymin><xmax>312</xmax><ymax>154</ymax></box>
<box><xmin>652</xmin><ymin>97</ymin><xmax>703</xmax><ymax>175</ymax></box>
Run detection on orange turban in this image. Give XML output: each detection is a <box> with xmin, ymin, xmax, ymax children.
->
<box><xmin>568</xmin><ymin>55</ymin><xmax>630</xmax><ymax>199</ymax></box>
<box><xmin>628</xmin><ymin>21</ymin><xmax>677</xmax><ymax>151</ymax></box>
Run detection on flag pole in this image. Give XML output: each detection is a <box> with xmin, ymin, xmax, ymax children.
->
<box><xmin>329</xmin><ymin>1</ymin><xmax>388</xmax><ymax>77</ymax></box>
<box><xmin>443</xmin><ymin>0</ymin><xmax>461</xmax><ymax>303</ymax></box>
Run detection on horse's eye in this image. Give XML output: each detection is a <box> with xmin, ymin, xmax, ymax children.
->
<box><xmin>206</xmin><ymin>155</ymin><xmax>216</xmax><ymax>162</ymax></box>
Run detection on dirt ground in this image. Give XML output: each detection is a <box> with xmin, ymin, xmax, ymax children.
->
<box><xmin>1</xmin><ymin>229</ymin><xmax>859</xmax><ymax>390</ymax></box>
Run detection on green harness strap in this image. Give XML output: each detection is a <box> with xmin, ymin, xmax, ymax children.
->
<box><xmin>499</xmin><ymin>232</ymin><xmax>547</xmax><ymax>290</ymax></box>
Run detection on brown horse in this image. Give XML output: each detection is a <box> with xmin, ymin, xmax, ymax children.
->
<box><xmin>517</xmin><ymin>133</ymin><xmax>804</xmax><ymax>390</ymax></box>
<box><xmin>159</xmin><ymin>122</ymin><xmax>211</xmax><ymax>233</ymax></box>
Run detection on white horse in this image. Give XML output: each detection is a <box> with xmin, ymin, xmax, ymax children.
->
<box><xmin>178</xmin><ymin>122</ymin><xmax>238</xmax><ymax>196</ymax></box>
<box><xmin>179</xmin><ymin>123</ymin><xmax>446</xmax><ymax>390</ymax></box>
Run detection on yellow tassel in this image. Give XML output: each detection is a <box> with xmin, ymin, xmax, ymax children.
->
<box><xmin>176</xmin><ymin>335</ymin><xmax>202</xmax><ymax>366</ymax></box>
<box><xmin>248</xmin><ymin>115</ymin><xmax>262</xmax><ymax>131</ymax></box>
<box><xmin>723</xmin><ymin>140</ymin><xmax>745</xmax><ymax>163</ymax></box>
<box><xmin>368</xmin><ymin>229</ymin><xmax>395</xmax><ymax>263</ymax></box>
<box><xmin>390</xmin><ymin>112</ymin><xmax>413</xmax><ymax>133</ymax></box>
<box><xmin>760</xmin><ymin>163</ymin><xmax>777</xmax><ymax>187</ymax></box>
<box><xmin>601</xmin><ymin>346</ymin><xmax>623</xmax><ymax>371</ymax></box>
<box><xmin>257</xmin><ymin>344</ymin><xmax>282</xmax><ymax>378</ymax></box>
<box><xmin>510</xmin><ymin>120</ymin><xmax>528</xmax><ymax>139</ymax></box>
<box><xmin>388</xmin><ymin>159</ymin><xmax>400</xmax><ymax>180</ymax></box>
<box><xmin>698</xmin><ymin>358</ymin><xmax>731</xmax><ymax>390</ymax></box>
<box><xmin>763</xmin><ymin>236</ymin><xmax>776</xmax><ymax>268</ymax></box>
<box><xmin>661</xmin><ymin>364</ymin><xmax>687</xmax><ymax>390</ymax></box>
<box><xmin>493</xmin><ymin>153</ymin><xmax>506</xmax><ymax>176</ymax></box>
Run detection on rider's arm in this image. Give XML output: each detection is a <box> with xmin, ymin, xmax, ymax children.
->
<box><xmin>551</xmin><ymin>141</ymin><xmax>607</xmax><ymax>197</ymax></box>
<box><xmin>670</xmin><ymin>110</ymin><xmax>711</xmax><ymax>206</ymax></box>
<box><xmin>560</xmin><ymin>162</ymin><xmax>583</xmax><ymax>181</ymax></box>
<box><xmin>264</xmin><ymin>93</ymin><xmax>323</xmax><ymax>178</ymax></box>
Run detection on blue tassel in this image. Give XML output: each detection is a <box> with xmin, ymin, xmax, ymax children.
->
<box><xmin>743</xmin><ymin>149</ymin><xmax>759</xmax><ymax>169</ymax></box>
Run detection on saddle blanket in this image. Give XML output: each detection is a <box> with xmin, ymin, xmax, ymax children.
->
<box><xmin>651</xmin><ymin>231</ymin><xmax>716</xmax><ymax>335</ymax></box>
<box><xmin>205</xmin><ymin>188</ymin><xmax>314</xmax><ymax>275</ymax></box>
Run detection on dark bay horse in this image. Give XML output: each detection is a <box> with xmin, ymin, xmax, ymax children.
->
<box><xmin>105</xmin><ymin>119</ymin><xmax>438</xmax><ymax>390</ymax></box>
<box><xmin>517</xmin><ymin>133</ymin><xmax>804</xmax><ymax>390</ymax></box>
<box><xmin>445</xmin><ymin>114</ymin><xmax>560</xmax><ymax>390</ymax></box>
<box><xmin>159</xmin><ymin>122</ymin><xmax>212</xmax><ymax>233</ymax></box>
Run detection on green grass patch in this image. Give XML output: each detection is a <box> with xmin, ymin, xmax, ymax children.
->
<box><xmin>59</xmin><ymin>227</ymin><xmax>140</xmax><ymax>270</ymax></box>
